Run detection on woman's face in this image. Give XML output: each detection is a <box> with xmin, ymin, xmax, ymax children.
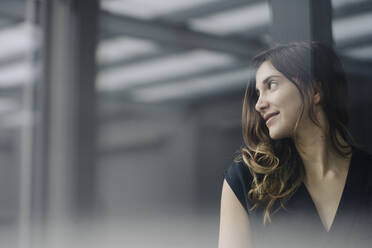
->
<box><xmin>255</xmin><ymin>60</ymin><xmax>308</xmax><ymax>140</ymax></box>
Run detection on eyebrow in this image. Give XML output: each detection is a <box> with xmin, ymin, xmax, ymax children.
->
<box><xmin>256</xmin><ymin>75</ymin><xmax>281</xmax><ymax>91</ymax></box>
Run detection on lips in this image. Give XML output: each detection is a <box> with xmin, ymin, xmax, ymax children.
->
<box><xmin>264</xmin><ymin>112</ymin><xmax>279</xmax><ymax>124</ymax></box>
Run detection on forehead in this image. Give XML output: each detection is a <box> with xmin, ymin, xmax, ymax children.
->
<box><xmin>255</xmin><ymin>61</ymin><xmax>281</xmax><ymax>88</ymax></box>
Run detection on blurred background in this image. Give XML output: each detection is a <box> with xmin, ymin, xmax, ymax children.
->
<box><xmin>0</xmin><ymin>0</ymin><xmax>372</xmax><ymax>247</ymax></box>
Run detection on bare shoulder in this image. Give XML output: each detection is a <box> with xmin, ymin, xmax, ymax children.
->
<box><xmin>218</xmin><ymin>179</ymin><xmax>252</xmax><ymax>248</ymax></box>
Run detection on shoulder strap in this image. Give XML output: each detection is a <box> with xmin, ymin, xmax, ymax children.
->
<box><xmin>224</xmin><ymin>161</ymin><xmax>252</xmax><ymax>212</ymax></box>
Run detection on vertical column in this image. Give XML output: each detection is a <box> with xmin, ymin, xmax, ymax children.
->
<box><xmin>269</xmin><ymin>0</ymin><xmax>333</xmax><ymax>45</ymax></box>
<box><xmin>38</xmin><ymin>0</ymin><xmax>99</xmax><ymax>246</ymax></box>
<box><xmin>19</xmin><ymin>1</ymin><xmax>45</xmax><ymax>248</ymax></box>
<box><xmin>70</xmin><ymin>0</ymin><xmax>100</xmax><ymax>218</ymax></box>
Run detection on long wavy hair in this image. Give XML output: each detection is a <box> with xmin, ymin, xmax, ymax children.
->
<box><xmin>237</xmin><ymin>42</ymin><xmax>354</xmax><ymax>224</ymax></box>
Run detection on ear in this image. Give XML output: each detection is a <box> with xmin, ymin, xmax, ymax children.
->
<box><xmin>313</xmin><ymin>91</ymin><xmax>321</xmax><ymax>104</ymax></box>
<box><xmin>312</xmin><ymin>82</ymin><xmax>322</xmax><ymax>105</ymax></box>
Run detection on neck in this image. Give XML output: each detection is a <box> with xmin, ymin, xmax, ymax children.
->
<box><xmin>294</xmin><ymin>111</ymin><xmax>350</xmax><ymax>182</ymax></box>
<box><xmin>295</xmin><ymin>128</ymin><xmax>334</xmax><ymax>179</ymax></box>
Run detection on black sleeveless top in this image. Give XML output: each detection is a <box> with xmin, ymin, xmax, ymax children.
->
<box><xmin>224</xmin><ymin>147</ymin><xmax>372</xmax><ymax>248</ymax></box>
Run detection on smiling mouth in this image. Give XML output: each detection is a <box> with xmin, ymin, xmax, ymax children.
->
<box><xmin>265</xmin><ymin>112</ymin><xmax>279</xmax><ymax>125</ymax></box>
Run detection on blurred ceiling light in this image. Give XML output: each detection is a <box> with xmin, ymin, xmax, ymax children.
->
<box><xmin>189</xmin><ymin>2</ymin><xmax>271</xmax><ymax>35</ymax></box>
<box><xmin>130</xmin><ymin>68</ymin><xmax>252</xmax><ymax>103</ymax></box>
<box><xmin>101</xmin><ymin>0</ymin><xmax>217</xmax><ymax>19</ymax></box>
<box><xmin>343</xmin><ymin>44</ymin><xmax>372</xmax><ymax>60</ymax></box>
<box><xmin>333</xmin><ymin>11</ymin><xmax>372</xmax><ymax>42</ymax></box>
<box><xmin>0</xmin><ymin>98</ymin><xmax>18</xmax><ymax>114</ymax></box>
<box><xmin>0</xmin><ymin>62</ymin><xmax>33</xmax><ymax>88</ymax></box>
<box><xmin>331</xmin><ymin>0</ymin><xmax>366</xmax><ymax>8</ymax></box>
<box><xmin>0</xmin><ymin>23</ymin><xmax>33</xmax><ymax>61</ymax></box>
<box><xmin>0</xmin><ymin>110</ymin><xmax>34</xmax><ymax>129</ymax></box>
<box><xmin>97</xmin><ymin>36</ymin><xmax>159</xmax><ymax>65</ymax></box>
<box><xmin>97</xmin><ymin>50</ymin><xmax>236</xmax><ymax>91</ymax></box>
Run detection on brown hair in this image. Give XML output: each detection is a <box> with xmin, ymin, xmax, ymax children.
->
<box><xmin>237</xmin><ymin>42</ymin><xmax>353</xmax><ymax>224</ymax></box>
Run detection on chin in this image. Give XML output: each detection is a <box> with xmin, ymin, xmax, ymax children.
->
<box><xmin>269</xmin><ymin>133</ymin><xmax>282</xmax><ymax>140</ymax></box>
<box><xmin>268</xmin><ymin>128</ymin><xmax>289</xmax><ymax>140</ymax></box>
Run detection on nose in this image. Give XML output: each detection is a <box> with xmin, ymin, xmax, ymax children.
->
<box><xmin>255</xmin><ymin>95</ymin><xmax>269</xmax><ymax>112</ymax></box>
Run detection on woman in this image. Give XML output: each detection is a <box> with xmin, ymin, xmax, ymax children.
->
<box><xmin>218</xmin><ymin>42</ymin><xmax>372</xmax><ymax>248</ymax></box>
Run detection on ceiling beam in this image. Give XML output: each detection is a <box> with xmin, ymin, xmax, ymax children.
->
<box><xmin>336</xmin><ymin>34</ymin><xmax>372</xmax><ymax>50</ymax></box>
<box><xmin>98</xmin><ymin>47</ymin><xmax>189</xmax><ymax>70</ymax></box>
<box><xmin>158</xmin><ymin>0</ymin><xmax>262</xmax><ymax>23</ymax></box>
<box><xmin>126</xmin><ymin>61</ymin><xmax>251</xmax><ymax>91</ymax></box>
<box><xmin>100</xmin><ymin>10</ymin><xmax>265</xmax><ymax>58</ymax></box>
<box><xmin>333</xmin><ymin>1</ymin><xmax>372</xmax><ymax>19</ymax></box>
<box><xmin>342</xmin><ymin>56</ymin><xmax>372</xmax><ymax>78</ymax></box>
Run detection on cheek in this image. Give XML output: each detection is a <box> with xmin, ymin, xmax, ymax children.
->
<box><xmin>279</xmin><ymin>95</ymin><xmax>303</xmax><ymax>124</ymax></box>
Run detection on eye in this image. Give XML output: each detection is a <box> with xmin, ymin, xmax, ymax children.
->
<box><xmin>268</xmin><ymin>81</ymin><xmax>278</xmax><ymax>90</ymax></box>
